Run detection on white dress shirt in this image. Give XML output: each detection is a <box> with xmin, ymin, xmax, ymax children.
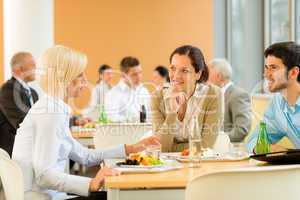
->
<box><xmin>104</xmin><ymin>80</ymin><xmax>151</xmax><ymax>122</ymax></box>
<box><xmin>12</xmin><ymin>95</ymin><xmax>126</xmax><ymax>198</ymax></box>
<box><xmin>90</xmin><ymin>81</ymin><xmax>111</xmax><ymax>107</ymax></box>
<box><xmin>14</xmin><ymin>76</ymin><xmax>34</xmax><ymax>106</ymax></box>
<box><xmin>221</xmin><ymin>81</ymin><xmax>233</xmax><ymax>94</ymax></box>
<box><xmin>83</xmin><ymin>81</ymin><xmax>111</xmax><ymax>119</ymax></box>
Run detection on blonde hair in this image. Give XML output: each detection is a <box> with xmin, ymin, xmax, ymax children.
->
<box><xmin>38</xmin><ymin>45</ymin><xmax>87</xmax><ymax>98</ymax></box>
<box><xmin>10</xmin><ymin>52</ymin><xmax>32</xmax><ymax>70</ymax></box>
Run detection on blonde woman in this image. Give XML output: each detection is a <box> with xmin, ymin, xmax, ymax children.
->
<box><xmin>151</xmin><ymin>45</ymin><xmax>222</xmax><ymax>152</ymax></box>
<box><xmin>12</xmin><ymin>46</ymin><xmax>159</xmax><ymax>200</ymax></box>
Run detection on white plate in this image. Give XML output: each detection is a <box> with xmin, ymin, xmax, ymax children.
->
<box><xmin>115</xmin><ymin>163</ymin><xmax>164</xmax><ymax>169</ymax></box>
<box><xmin>162</xmin><ymin>152</ymin><xmax>249</xmax><ymax>162</ymax></box>
<box><xmin>113</xmin><ymin>160</ymin><xmax>183</xmax><ymax>174</ymax></box>
<box><xmin>114</xmin><ymin>165</ymin><xmax>183</xmax><ymax>174</ymax></box>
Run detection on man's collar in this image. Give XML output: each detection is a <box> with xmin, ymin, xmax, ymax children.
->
<box><xmin>221</xmin><ymin>81</ymin><xmax>233</xmax><ymax>93</ymax></box>
<box><xmin>119</xmin><ymin>79</ymin><xmax>131</xmax><ymax>91</ymax></box>
<box><xmin>295</xmin><ymin>96</ymin><xmax>300</xmax><ymax>108</ymax></box>
<box><xmin>99</xmin><ymin>81</ymin><xmax>111</xmax><ymax>89</ymax></box>
<box><xmin>280</xmin><ymin>93</ymin><xmax>300</xmax><ymax>113</ymax></box>
<box><xmin>13</xmin><ymin>76</ymin><xmax>31</xmax><ymax>91</ymax></box>
<box><xmin>119</xmin><ymin>79</ymin><xmax>142</xmax><ymax>91</ymax></box>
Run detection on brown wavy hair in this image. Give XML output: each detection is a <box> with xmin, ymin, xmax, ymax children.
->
<box><xmin>169</xmin><ymin>45</ymin><xmax>209</xmax><ymax>83</ymax></box>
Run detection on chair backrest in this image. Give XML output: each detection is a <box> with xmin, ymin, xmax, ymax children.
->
<box><xmin>185</xmin><ymin>165</ymin><xmax>300</xmax><ymax>200</ymax></box>
<box><xmin>0</xmin><ymin>148</ymin><xmax>10</xmax><ymax>159</ymax></box>
<box><xmin>250</xmin><ymin>94</ymin><xmax>271</xmax><ymax>132</ymax></box>
<box><xmin>247</xmin><ymin>94</ymin><xmax>294</xmax><ymax>148</ymax></box>
<box><xmin>0</xmin><ymin>148</ymin><xmax>10</xmax><ymax>197</ymax></box>
<box><xmin>93</xmin><ymin>123</ymin><xmax>152</xmax><ymax>149</ymax></box>
<box><xmin>0</xmin><ymin>155</ymin><xmax>24</xmax><ymax>200</ymax></box>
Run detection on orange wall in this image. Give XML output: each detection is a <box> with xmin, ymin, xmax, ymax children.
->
<box><xmin>55</xmin><ymin>0</ymin><xmax>213</xmax><ymax>109</ymax></box>
<box><xmin>0</xmin><ymin>0</ymin><xmax>3</xmax><ymax>84</ymax></box>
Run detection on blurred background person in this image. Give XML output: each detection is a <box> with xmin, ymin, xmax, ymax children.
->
<box><xmin>0</xmin><ymin>52</ymin><xmax>38</xmax><ymax>156</ymax></box>
<box><xmin>152</xmin><ymin>65</ymin><xmax>170</xmax><ymax>89</ymax></box>
<box><xmin>208</xmin><ymin>58</ymin><xmax>252</xmax><ymax>142</ymax></box>
<box><xmin>105</xmin><ymin>56</ymin><xmax>150</xmax><ymax>122</ymax></box>
<box><xmin>81</xmin><ymin>65</ymin><xmax>113</xmax><ymax>121</ymax></box>
<box><xmin>90</xmin><ymin>64</ymin><xmax>113</xmax><ymax>107</ymax></box>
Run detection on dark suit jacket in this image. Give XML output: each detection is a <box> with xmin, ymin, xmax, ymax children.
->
<box><xmin>224</xmin><ymin>84</ymin><xmax>252</xmax><ymax>142</ymax></box>
<box><xmin>0</xmin><ymin>77</ymin><xmax>38</xmax><ymax>156</ymax></box>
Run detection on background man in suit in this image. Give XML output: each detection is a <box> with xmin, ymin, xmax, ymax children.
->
<box><xmin>208</xmin><ymin>58</ymin><xmax>252</xmax><ymax>142</ymax></box>
<box><xmin>0</xmin><ymin>52</ymin><xmax>38</xmax><ymax>156</ymax></box>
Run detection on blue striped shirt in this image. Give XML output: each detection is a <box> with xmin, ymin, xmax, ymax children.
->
<box><xmin>247</xmin><ymin>93</ymin><xmax>300</xmax><ymax>152</ymax></box>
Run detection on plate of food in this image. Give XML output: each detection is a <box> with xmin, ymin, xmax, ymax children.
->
<box><xmin>162</xmin><ymin>148</ymin><xmax>249</xmax><ymax>162</ymax></box>
<box><xmin>115</xmin><ymin>153</ymin><xmax>164</xmax><ymax>169</ymax></box>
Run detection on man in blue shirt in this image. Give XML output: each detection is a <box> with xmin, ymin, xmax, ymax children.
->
<box><xmin>247</xmin><ymin>41</ymin><xmax>300</xmax><ymax>152</ymax></box>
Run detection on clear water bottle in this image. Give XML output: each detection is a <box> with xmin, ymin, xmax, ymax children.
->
<box><xmin>188</xmin><ymin>115</ymin><xmax>202</xmax><ymax>168</ymax></box>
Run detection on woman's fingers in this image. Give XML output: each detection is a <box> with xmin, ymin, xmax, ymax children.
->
<box><xmin>167</xmin><ymin>91</ymin><xmax>186</xmax><ymax>112</ymax></box>
<box><xmin>177</xmin><ymin>93</ymin><xmax>186</xmax><ymax>106</ymax></box>
<box><xmin>91</xmin><ymin>167</ymin><xmax>120</xmax><ymax>192</ymax></box>
<box><xmin>131</xmin><ymin>136</ymin><xmax>161</xmax><ymax>153</ymax></box>
<box><xmin>97</xmin><ymin>167</ymin><xmax>120</xmax><ymax>178</ymax></box>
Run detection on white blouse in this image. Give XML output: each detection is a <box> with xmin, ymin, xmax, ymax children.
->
<box><xmin>12</xmin><ymin>95</ymin><xmax>126</xmax><ymax>198</ymax></box>
<box><xmin>90</xmin><ymin>81</ymin><xmax>111</xmax><ymax>107</ymax></box>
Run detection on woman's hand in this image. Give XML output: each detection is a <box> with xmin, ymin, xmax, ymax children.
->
<box><xmin>125</xmin><ymin>135</ymin><xmax>161</xmax><ymax>155</ymax></box>
<box><xmin>166</xmin><ymin>91</ymin><xmax>187</xmax><ymax>113</ymax></box>
<box><xmin>89</xmin><ymin>167</ymin><xmax>120</xmax><ymax>192</ymax></box>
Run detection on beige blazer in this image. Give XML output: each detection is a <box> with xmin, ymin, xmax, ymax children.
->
<box><xmin>151</xmin><ymin>83</ymin><xmax>222</xmax><ymax>152</ymax></box>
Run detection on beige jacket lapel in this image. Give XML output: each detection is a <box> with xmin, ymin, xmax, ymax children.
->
<box><xmin>181</xmin><ymin>84</ymin><xmax>210</xmax><ymax>137</ymax></box>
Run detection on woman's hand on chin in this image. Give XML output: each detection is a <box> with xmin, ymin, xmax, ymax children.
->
<box><xmin>166</xmin><ymin>90</ymin><xmax>187</xmax><ymax>113</ymax></box>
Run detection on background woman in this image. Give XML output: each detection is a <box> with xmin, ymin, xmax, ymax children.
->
<box><xmin>152</xmin><ymin>65</ymin><xmax>170</xmax><ymax>89</ymax></box>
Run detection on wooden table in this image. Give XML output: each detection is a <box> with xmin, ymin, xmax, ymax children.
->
<box><xmin>105</xmin><ymin>159</ymin><xmax>259</xmax><ymax>200</ymax></box>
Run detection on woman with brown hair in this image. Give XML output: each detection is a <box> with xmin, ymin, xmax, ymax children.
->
<box><xmin>151</xmin><ymin>45</ymin><xmax>222</xmax><ymax>152</ymax></box>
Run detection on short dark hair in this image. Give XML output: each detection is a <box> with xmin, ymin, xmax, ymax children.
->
<box><xmin>97</xmin><ymin>64</ymin><xmax>112</xmax><ymax>83</ymax></box>
<box><xmin>120</xmin><ymin>56</ymin><xmax>140</xmax><ymax>73</ymax></box>
<box><xmin>98</xmin><ymin>64</ymin><xmax>112</xmax><ymax>74</ymax></box>
<box><xmin>169</xmin><ymin>45</ymin><xmax>209</xmax><ymax>83</ymax></box>
<box><xmin>264</xmin><ymin>41</ymin><xmax>300</xmax><ymax>82</ymax></box>
<box><xmin>154</xmin><ymin>65</ymin><xmax>170</xmax><ymax>82</ymax></box>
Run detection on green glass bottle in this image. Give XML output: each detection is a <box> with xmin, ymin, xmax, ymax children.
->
<box><xmin>98</xmin><ymin>105</ymin><xmax>108</xmax><ymax>124</ymax></box>
<box><xmin>255</xmin><ymin>122</ymin><xmax>270</xmax><ymax>154</ymax></box>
